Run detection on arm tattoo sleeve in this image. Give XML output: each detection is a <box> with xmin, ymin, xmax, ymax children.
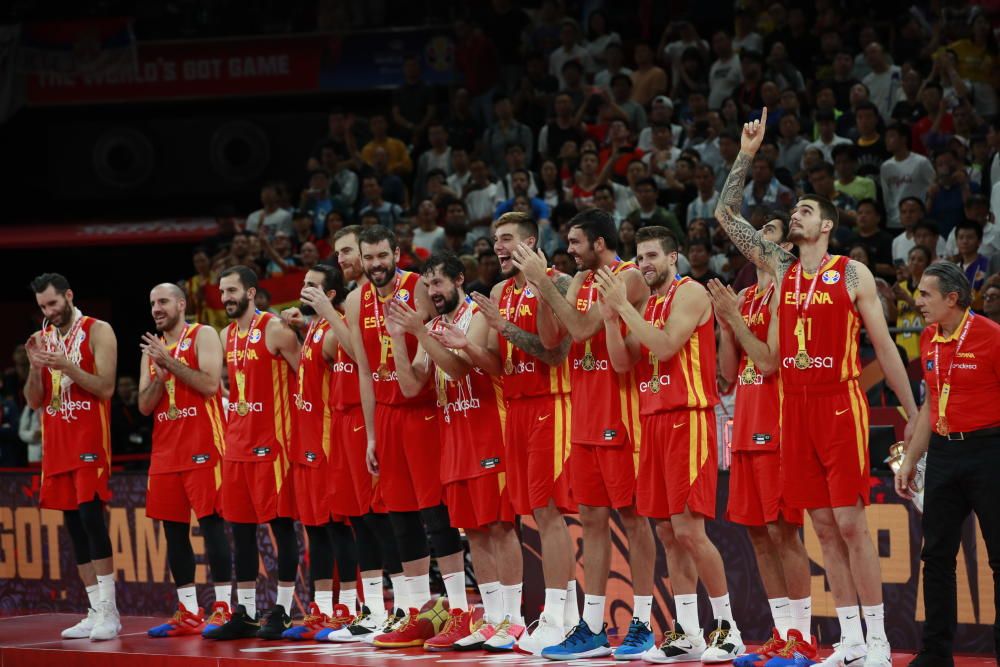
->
<box><xmin>845</xmin><ymin>261</ymin><xmax>859</xmax><ymax>292</ymax></box>
<box><xmin>500</xmin><ymin>320</ymin><xmax>570</xmax><ymax>365</ymax></box>
<box><xmin>552</xmin><ymin>274</ymin><xmax>571</xmax><ymax>296</ymax></box>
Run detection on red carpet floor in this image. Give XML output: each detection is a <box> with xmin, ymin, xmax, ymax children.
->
<box><xmin>0</xmin><ymin>614</ymin><xmax>993</xmax><ymax>667</ymax></box>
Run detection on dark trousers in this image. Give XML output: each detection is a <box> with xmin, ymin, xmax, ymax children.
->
<box><xmin>920</xmin><ymin>435</ymin><xmax>1000</xmax><ymax>658</ymax></box>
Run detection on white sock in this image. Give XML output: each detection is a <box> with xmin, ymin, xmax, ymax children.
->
<box><xmin>390</xmin><ymin>574</ymin><xmax>408</xmax><ymax>612</ymax></box>
<box><xmin>363</xmin><ymin>576</ymin><xmax>386</xmax><ymax>617</ymax></box>
<box><xmin>96</xmin><ymin>573</ymin><xmax>116</xmax><ymax>607</ymax></box>
<box><xmin>501</xmin><ymin>583</ymin><xmax>524</xmax><ymax>624</ymax></box>
<box><xmin>276</xmin><ymin>583</ymin><xmax>294</xmax><ymax>612</ymax></box>
<box><xmin>836</xmin><ymin>605</ymin><xmax>864</xmax><ymax>645</ymax></box>
<box><xmin>790</xmin><ymin>597</ymin><xmax>812</xmax><ymax>639</ymax></box>
<box><xmin>407</xmin><ymin>574</ymin><xmax>431</xmax><ymax>610</ymax></box>
<box><xmin>675</xmin><ymin>593</ymin><xmax>700</xmax><ymax>634</ymax></box>
<box><xmin>564</xmin><ymin>579</ymin><xmax>580</xmax><ymax>627</ymax></box>
<box><xmin>339</xmin><ymin>585</ymin><xmax>358</xmax><ymax>612</ymax></box>
<box><xmin>543</xmin><ymin>588</ymin><xmax>567</xmax><ymax>624</ymax></box>
<box><xmin>178</xmin><ymin>586</ymin><xmax>198</xmax><ymax>614</ymax></box>
<box><xmin>479</xmin><ymin>581</ymin><xmax>503</xmax><ymax>624</ymax></box>
<box><xmin>582</xmin><ymin>594</ymin><xmax>605</xmax><ymax>633</ymax></box>
<box><xmin>86</xmin><ymin>584</ymin><xmax>100</xmax><ymax>610</ymax></box>
<box><xmin>315</xmin><ymin>590</ymin><xmax>334</xmax><ymax>616</ymax></box>
<box><xmin>769</xmin><ymin>597</ymin><xmax>791</xmax><ymax>638</ymax></box>
<box><xmin>634</xmin><ymin>595</ymin><xmax>653</xmax><ymax>624</ymax></box>
<box><xmin>238</xmin><ymin>588</ymin><xmax>257</xmax><ymax>618</ymax></box>
<box><xmin>443</xmin><ymin>571</ymin><xmax>468</xmax><ymax>611</ymax></box>
<box><xmin>710</xmin><ymin>593</ymin><xmax>734</xmax><ymax>623</ymax></box>
<box><xmin>214</xmin><ymin>584</ymin><xmax>232</xmax><ymax>606</ymax></box>
<box><xmin>862</xmin><ymin>603</ymin><xmax>885</xmax><ymax>641</ymax></box>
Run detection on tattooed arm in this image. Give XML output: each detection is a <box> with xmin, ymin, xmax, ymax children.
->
<box><xmin>714</xmin><ymin>107</ymin><xmax>796</xmax><ymax>279</ymax></box>
<box><xmin>500</xmin><ymin>320</ymin><xmax>572</xmax><ymax>366</ymax></box>
<box><xmin>535</xmin><ymin>272</ymin><xmax>574</xmax><ymax>348</ymax></box>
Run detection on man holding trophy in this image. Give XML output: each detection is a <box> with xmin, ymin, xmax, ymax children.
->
<box><xmin>896</xmin><ymin>262</ymin><xmax>1000</xmax><ymax>667</ymax></box>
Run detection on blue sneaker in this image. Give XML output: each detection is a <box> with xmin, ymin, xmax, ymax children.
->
<box><xmin>201</xmin><ymin>601</ymin><xmax>232</xmax><ymax>637</ymax></box>
<box><xmin>613</xmin><ymin>617</ymin><xmax>654</xmax><ymax>660</ymax></box>
<box><xmin>763</xmin><ymin>630</ymin><xmax>818</xmax><ymax>667</ymax></box>
<box><xmin>541</xmin><ymin>619</ymin><xmax>613</xmax><ymax>661</ymax></box>
<box><xmin>735</xmin><ymin>628</ymin><xmax>785</xmax><ymax>667</ymax></box>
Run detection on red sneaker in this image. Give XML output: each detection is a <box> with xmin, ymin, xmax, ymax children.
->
<box><xmin>423</xmin><ymin>608</ymin><xmax>484</xmax><ymax>651</ymax></box>
<box><xmin>281</xmin><ymin>602</ymin><xmax>330</xmax><ymax>641</ymax></box>
<box><xmin>148</xmin><ymin>604</ymin><xmax>205</xmax><ymax>637</ymax></box>
<box><xmin>202</xmin><ymin>601</ymin><xmax>232</xmax><ymax>637</ymax></box>
<box><xmin>313</xmin><ymin>603</ymin><xmax>356</xmax><ymax>641</ymax></box>
<box><xmin>765</xmin><ymin>629</ymin><xmax>818</xmax><ymax>667</ymax></box>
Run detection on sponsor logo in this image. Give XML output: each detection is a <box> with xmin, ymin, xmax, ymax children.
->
<box><xmin>395</xmin><ymin>288</ymin><xmax>411</xmax><ymax>303</ymax></box>
<box><xmin>752</xmin><ymin>433</ymin><xmax>771</xmax><ymax>445</ymax></box>
<box><xmin>364</xmin><ymin>289</ymin><xmax>372</xmax><ymax>300</ymax></box>
<box><xmin>508</xmin><ymin>360</ymin><xmax>537</xmax><ymax>375</ymax></box>
<box><xmin>371</xmin><ymin>370</ymin><xmax>399</xmax><ymax>382</ymax></box>
<box><xmin>442</xmin><ymin>396</ymin><xmax>481</xmax><ymax>421</ymax></box>
<box><xmin>953</xmin><ymin>363</ymin><xmax>978</xmax><ymax>370</ymax></box>
<box><xmin>822</xmin><ymin>269</ymin><xmax>841</xmax><ymax>285</ymax></box>
<box><xmin>926</xmin><ymin>359</ymin><xmax>935</xmax><ymax>370</ymax></box>
<box><xmin>537</xmin><ymin>414</ymin><xmax>551</xmax><ymax>422</ymax></box>
<box><xmin>179</xmin><ymin>337</ymin><xmax>192</xmax><ymax>351</ymax></box>
<box><xmin>835</xmin><ymin>408</ymin><xmax>850</xmax><ymax>416</ymax></box>
<box><xmin>191</xmin><ymin>454</ymin><xmax>210</xmax><ymax>464</ymax></box>
<box><xmin>782</xmin><ymin>356</ymin><xmax>834</xmax><ymax>369</ymax></box>
<box><xmin>252</xmin><ymin>447</ymin><xmax>271</xmax><ymax>457</ymax></box>
<box><xmin>573</xmin><ymin>358</ymin><xmax>610</xmax><ymax>371</ymax></box>
<box><xmin>673</xmin><ymin>421</ymin><xmax>687</xmax><ymax>429</ymax></box>
<box><xmin>739</xmin><ymin>372</ymin><xmax>763</xmax><ymax>386</ymax></box>
<box><xmin>45</xmin><ymin>399</ymin><xmax>93</xmax><ymax>417</ymax></box>
<box><xmin>293</xmin><ymin>395</ymin><xmax>314</xmax><ymax>412</ymax></box>
<box><xmin>480</xmin><ymin>457</ymin><xmax>500</xmax><ymax>469</ymax></box>
<box><xmin>312</xmin><ymin>329</ymin><xmax>324</xmax><ymax>343</ymax></box>
<box><xmin>603</xmin><ymin>429</ymin><xmax>617</xmax><ymax>441</ymax></box>
<box><xmin>79</xmin><ymin>453</ymin><xmax>99</xmax><ymax>462</ymax></box>
<box><xmin>331</xmin><ymin>361</ymin><xmax>355</xmax><ymax>373</ymax></box>
<box><xmin>304</xmin><ymin>451</ymin><xmax>317</xmax><ymax>462</ymax></box>
<box><xmin>249</xmin><ymin>328</ymin><xmax>262</xmax><ymax>343</ymax></box>
<box><xmin>638</xmin><ymin>375</ymin><xmax>671</xmax><ymax>393</ymax></box>
<box><xmin>227</xmin><ymin>401</ymin><xmax>265</xmax><ymax>413</ymax></box>
<box><xmin>353</xmin><ymin>425</ymin><xmax>365</xmax><ymax>432</ymax></box>
<box><xmin>156</xmin><ymin>406</ymin><xmax>200</xmax><ymax>422</ymax></box>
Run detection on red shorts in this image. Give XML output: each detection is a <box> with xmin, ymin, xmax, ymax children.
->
<box><xmin>727</xmin><ymin>451</ymin><xmax>803</xmax><ymax>526</ymax></box>
<box><xmin>504</xmin><ymin>394</ymin><xmax>576</xmax><ymax>516</ymax></box>
<box><xmin>330</xmin><ymin>406</ymin><xmax>384</xmax><ymax>516</ymax></box>
<box><xmin>40</xmin><ymin>466</ymin><xmax>111</xmax><ymax>510</ymax></box>
<box><xmin>570</xmin><ymin>439</ymin><xmax>639</xmax><ymax>509</ymax></box>
<box><xmin>637</xmin><ymin>409</ymin><xmax>717</xmax><ymax>520</ymax></box>
<box><xmin>780</xmin><ymin>380</ymin><xmax>870</xmax><ymax>509</ymax></box>
<box><xmin>443</xmin><ymin>474</ymin><xmax>515</xmax><ymax>529</ymax></box>
<box><xmin>146</xmin><ymin>466</ymin><xmax>223</xmax><ymax>523</ymax></box>
<box><xmin>375</xmin><ymin>403</ymin><xmax>442</xmax><ymax>512</ymax></box>
<box><xmin>221</xmin><ymin>458</ymin><xmax>297</xmax><ymax>523</ymax></box>
<box><xmin>292</xmin><ymin>462</ymin><xmax>334</xmax><ymax>527</ymax></box>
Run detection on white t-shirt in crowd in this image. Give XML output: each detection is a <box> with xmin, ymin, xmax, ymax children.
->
<box><xmin>880</xmin><ymin>152</ymin><xmax>935</xmax><ymax>228</ymax></box>
<box><xmin>246</xmin><ymin>208</ymin><xmax>293</xmax><ymax>237</ymax></box>
<box><xmin>708</xmin><ymin>54</ymin><xmax>743</xmax><ymax>109</ymax></box>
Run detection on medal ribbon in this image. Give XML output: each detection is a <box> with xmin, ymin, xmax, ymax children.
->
<box><xmin>163</xmin><ymin>323</ymin><xmax>189</xmax><ymax>417</ymax></box>
<box><xmin>648</xmin><ymin>276</ymin><xmax>684</xmax><ymax>385</ymax></box>
<box><xmin>934</xmin><ymin>311</ymin><xmax>974</xmax><ymax>435</ymax></box>
<box><xmin>502</xmin><ymin>278</ymin><xmax>531</xmax><ymax>372</ymax></box>
<box><xmin>371</xmin><ymin>272</ymin><xmax>402</xmax><ymax>374</ymax></box>
<box><xmin>44</xmin><ymin>314</ymin><xmax>86</xmax><ymax>412</ymax></box>
<box><xmin>740</xmin><ymin>283</ymin><xmax>774</xmax><ymax>379</ymax></box>
<box><xmin>434</xmin><ymin>297</ymin><xmax>473</xmax><ymax>405</ymax></box>
<box><xmin>580</xmin><ymin>258</ymin><xmax>623</xmax><ymax>367</ymax></box>
<box><xmin>231</xmin><ymin>310</ymin><xmax>261</xmax><ymax>409</ymax></box>
<box><xmin>298</xmin><ymin>319</ymin><xmax>321</xmax><ymax>402</ymax></box>
<box><xmin>792</xmin><ymin>255</ymin><xmax>830</xmax><ymax>359</ymax></box>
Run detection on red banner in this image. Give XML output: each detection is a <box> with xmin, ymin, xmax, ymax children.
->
<box><xmin>25</xmin><ymin>35</ymin><xmax>322</xmax><ymax>105</ymax></box>
<box><xmin>0</xmin><ymin>218</ymin><xmax>219</xmax><ymax>249</ymax></box>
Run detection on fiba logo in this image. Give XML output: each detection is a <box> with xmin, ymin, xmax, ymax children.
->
<box><xmin>249</xmin><ymin>328</ymin><xmax>262</xmax><ymax>343</ymax></box>
<box><xmin>638</xmin><ymin>375</ymin><xmax>671</xmax><ymax>393</ymax></box>
<box><xmin>156</xmin><ymin>406</ymin><xmax>199</xmax><ymax>422</ymax></box>
<box><xmin>46</xmin><ymin>400</ymin><xmax>92</xmax><ymax>416</ymax></box>
<box><xmin>312</xmin><ymin>329</ymin><xmax>324</xmax><ymax>343</ymax></box>
<box><xmin>782</xmin><ymin>356</ymin><xmax>834</xmax><ymax>369</ymax></box>
<box><xmin>821</xmin><ymin>270</ymin><xmax>841</xmax><ymax>285</ymax></box>
<box><xmin>396</xmin><ymin>289</ymin><xmax>411</xmax><ymax>303</ymax></box>
<box><xmin>332</xmin><ymin>361</ymin><xmax>355</xmax><ymax>373</ymax></box>
<box><xmin>179</xmin><ymin>338</ymin><xmax>193</xmax><ymax>351</ymax></box>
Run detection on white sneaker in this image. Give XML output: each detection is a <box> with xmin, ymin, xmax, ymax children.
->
<box><xmin>643</xmin><ymin>626</ymin><xmax>707</xmax><ymax>663</ymax></box>
<box><xmin>702</xmin><ymin>621</ymin><xmax>745</xmax><ymax>663</ymax></box>
<box><xmin>864</xmin><ymin>636</ymin><xmax>891</xmax><ymax>667</ymax></box>
<box><xmin>362</xmin><ymin>608</ymin><xmax>403</xmax><ymax>645</ymax></box>
<box><xmin>515</xmin><ymin>613</ymin><xmax>564</xmax><ymax>656</ymax></box>
<box><xmin>89</xmin><ymin>601</ymin><xmax>121</xmax><ymax>641</ymax></box>
<box><xmin>326</xmin><ymin>606</ymin><xmax>383</xmax><ymax>642</ymax></box>
<box><xmin>61</xmin><ymin>609</ymin><xmax>98</xmax><ymax>639</ymax></box>
<box><xmin>454</xmin><ymin>620</ymin><xmax>497</xmax><ymax>651</ymax></box>
<box><xmin>816</xmin><ymin>641</ymin><xmax>867</xmax><ymax>667</ymax></box>
<box><xmin>483</xmin><ymin>616</ymin><xmax>525</xmax><ymax>652</ymax></box>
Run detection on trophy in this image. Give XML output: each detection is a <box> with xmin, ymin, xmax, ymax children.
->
<box><xmin>885</xmin><ymin>441</ymin><xmax>926</xmax><ymax>513</ymax></box>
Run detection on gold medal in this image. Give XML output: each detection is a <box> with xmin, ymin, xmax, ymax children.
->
<box><xmin>935</xmin><ymin>415</ymin><xmax>949</xmax><ymax>436</ymax></box>
<box><xmin>236</xmin><ymin>400</ymin><xmax>250</xmax><ymax>416</ymax></box>
<box><xmin>793</xmin><ymin>349</ymin><xmax>811</xmax><ymax>370</ymax></box>
<box><xmin>377</xmin><ymin>363</ymin><xmax>391</xmax><ymax>380</ymax></box>
<box><xmin>49</xmin><ymin>370</ymin><xmax>63</xmax><ymax>411</ymax></box>
<box><xmin>167</xmin><ymin>405</ymin><xmax>180</xmax><ymax>420</ymax></box>
<box><xmin>165</xmin><ymin>378</ymin><xmax>180</xmax><ymax>420</ymax></box>
<box><xmin>649</xmin><ymin>375</ymin><xmax>661</xmax><ymax>393</ymax></box>
<box><xmin>436</xmin><ymin>380</ymin><xmax>448</xmax><ymax>407</ymax></box>
<box><xmin>50</xmin><ymin>395</ymin><xmax>62</xmax><ymax>411</ymax></box>
<box><xmin>581</xmin><ymin>348</ymin><xmax>596</xmax><ymax>372</ymax></box>
<box><xmin>234</xmin><ymin>369</ymin><xmax>250</xmax><ymax>416</ymax></box>
<box><xmin>740</xmin><ymin>362</ymin><xmax>758</xmax><ymax>385</ymax></box>
<box><xmin>504</xmin><ymin>355</ymin><xmax>515</xmax><ymax>375</ymax></box>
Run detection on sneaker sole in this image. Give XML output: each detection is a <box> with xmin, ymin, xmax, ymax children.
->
<box><xmin>614</xmin><ymin>649</ymin><xmax>652</xmax><ymax>661</ymax></box>
<box><xmin>543</xmin><ymin>646</ymin><xmax>615</xmax><ymax>660</ymax></box>
<box><xmin>423</xmin><ymin>643</ymin><xmax>458</xmax><ymax>652</ymax></box>
<box><xmin>483</xmin><ymin>642</ymin><xmax>516</xmax><ymax>652</ymax></box>
<box><xmin>373</xmin><ymin>640</ymin><xmax>426</xmax><ymax>649</ymax></box>
<box><xmin>644</xmin><ymin>655</ymin><xmax>706</xmax><ymax>664</ymax></box>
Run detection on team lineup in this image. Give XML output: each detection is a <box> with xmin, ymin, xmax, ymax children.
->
<box><xmin>23</xmin><ymin>110</ymin><xmax>918</xmax><ymax>666</ymax></box>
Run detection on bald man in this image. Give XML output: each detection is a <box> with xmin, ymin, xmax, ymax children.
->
<box><xmin>138</xmin><ymin>284</ymin><xmax>234</xmax><ymax>637</ymax></box>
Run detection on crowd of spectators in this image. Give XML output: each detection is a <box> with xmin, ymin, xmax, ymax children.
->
<box><xmin>4</xmin><ymin>1</ymin><xmax>1000</xmax><ymax>467</ymax></box>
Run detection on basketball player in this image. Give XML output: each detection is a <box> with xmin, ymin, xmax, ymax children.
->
<box><xmin>706</xmin><ymin>214</ymin><xmax>814</xmax><ymax>665</ymax></box>
<box><xmin>511</xmin><ymin>208</ymin><xmax>656</xmax><ymax>660</ymax></box>
<box><xmin>385</xmin><ymin>251</ymin><xmax>524</xmax><ymax>651</ymax></box>
<box><xmin>464</xmin><ymin>211</ymin><xmax>577</xmax><ymax>655</ymax></box>
<box><xmin>24</xmin><ymin>273</ymin><xmax>120</xmax><ymax>641</ymax></box>
<box><xmin>313</xmin><ymin>226</ymin><xmax>409</xmax><ymax>644</ymax></box>
<box><xmin>598</xmin><ymin>227</ymin><xmax>745</xmax><ymax>663</ymax></box>
<box><xmin>274</xmin><ymin>265</ymin><xmax>363</xmax><ymax>641</ymax></box>
<box><xmin>345</xmin><ymin>226</ymin><xmax>466</xmax><ymax>648</ymax></box>
<box><xmin>204</xmin><ymin>265</ymin><xmax>302</xmax><ymax>641</ymax></box>
<box><xmin>714</xmin><ymin>108</ymin><xmax>919</xmax><ymax>667</ymax></box>
<box><xmin>137</xmin><ymin>283</ymin><xmax>233</xmax><ymax>638</ymax></box>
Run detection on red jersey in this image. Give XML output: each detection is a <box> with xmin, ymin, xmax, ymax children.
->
<box><xmin>732</xmin><ymin>284</ymin><xmax>780</xmax><ymax>453</ymax></box>
<box><xmin>497</xmin><ymin>273</ymin><xmax>571</xmax><ymax>400</ymax></box>
<box><xmin>148</xmin><ymin>324</ymin><xmax>226</xmax><ymax>474</ymax></box>
<box><xmin>291</xmin><ymin>319</ymin><xmax>333</xmax><ymax>468</ymax></box>
<box><xmin>920</xmin><ymin>310</ymin><xmax>1000</xmax><ymax>434</ymax></box>
<box><xmin>430</xmin><ymin>300</ymin><xmax>507</xmax><ymax>483</ymax></box>
<box><xmin>330</xmin><ymin>312</ymin><xmax>360</xmax><ymax>411</ymax></box>
<box><xmin>224</xmin><ymin>311</ymin><xmax>294</xmax><ymax>462</ymax></box>
<box><xmin>39</xmin><ymin>316</ymin><xmax>111</xmax><ymax>476</ymax></box>
<box><xmin>359</xmin><ymin>270</ymin><xmax>435</xmax><ymax>406</ymax></box>
<box><xmin>570</xmin><ymin>183</ymin><xmax>596</xmax><ymax>207</ymax></box>
<box><xmin>778</xmin><ymin>255</ymin><xmax>861</xmax><ymax>387</ymax></box>
<box><xmin>569</xmin><ymin>262</ymin><xmax>642</xmax><ymax>446</ymax></box>
<box><xmin>635</xmin><ymin>278</ymin><xmax>719</xmax><ymax>415</ymax></box>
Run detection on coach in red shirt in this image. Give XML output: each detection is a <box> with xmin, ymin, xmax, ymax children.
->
<box><xmin>896</xmin><ymin>261</ymin><xmax>1000</xmax><ymax>667</ymax></box>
